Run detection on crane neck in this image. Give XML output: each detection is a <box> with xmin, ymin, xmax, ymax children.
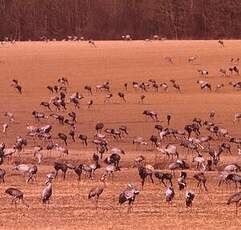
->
<box><xmin>101</xmin><ymin>180</ymin><xmax>107</xmax><ymax>188</ymax></box>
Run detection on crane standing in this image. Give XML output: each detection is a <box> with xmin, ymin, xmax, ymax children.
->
<box><xmin>88</xmin><ymin>174</ymin><xmax>107</xmax><ymax>209</ymax></box>
<box><xmin>119</xmin><ymin>184</ymin><xmax>140</xmax><ymax>213</ymax></box>
<box><xmin>41</xmin><ymin>175</ymin><xmax>53</xmax><ymax>204</ymax></box>
<box><xmin>227</xmin><ymin>191</ymin><xmax>241</xmax><ymax>215</ymax></box>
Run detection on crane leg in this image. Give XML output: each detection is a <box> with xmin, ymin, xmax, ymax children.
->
<box><xmin>128</xmin><ymin>202</ymin><xmax>133</xmax><ymax>213</ymax></box>
<box><xmin>95</xmin><ymin>197</ymin><xmax>99</xmax><ymax>209</ymax></box>
<box><xmin>161</xmin><ymin>180</ymin><xmax>167</xmax><ymax>187</ymax></box>
<box><xmin>203</xmin><ymin>182</ymin><xmax>208</xmax><ymax>192</ymax></box>
<box><xmin>141</xmin><ymin>179</ymin><xmax>145</xmax><ymax>189</ymax></box>
<box><xmin>22</xmin><ymin>198</ymin><xmax>29</xmax><ymax>208</ymax></box>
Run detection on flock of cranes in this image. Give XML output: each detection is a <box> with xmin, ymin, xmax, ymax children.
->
<box><xmin>1</xmin><ymin>34</ymin><xmax>166</xmax><ymax>44</ymax></box>
<box><xmin>1</xmin><ymin>74</ymin><xmax>241</xmax><ymax>214</ymax></box>
<box><xmin>1</xmin><ymin>41</ymin><xmax>241</xmax><ymax>218</ymax></box>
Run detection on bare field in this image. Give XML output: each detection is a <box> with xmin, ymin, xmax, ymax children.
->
<box><xmin>0</xmin><ymin>41</ymin><xmax>241</xmax><ymax>229</ymax></box>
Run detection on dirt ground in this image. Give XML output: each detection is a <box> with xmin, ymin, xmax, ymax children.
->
<box><xmin>0</xmin><ymin>40</ymin><xmax>241</xmax><ymax>229</ymax></box>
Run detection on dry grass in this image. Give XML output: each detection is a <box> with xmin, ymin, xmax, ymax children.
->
<box><xmin>0</xmin><ymin>40</ymin><xmax>241</xmax><ymax>229</ymax></box>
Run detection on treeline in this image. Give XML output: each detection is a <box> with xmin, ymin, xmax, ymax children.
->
<box><xmin>0</xmin><ymin>0</ymin><xmax>241</xmax><ymax>41</ymax></box>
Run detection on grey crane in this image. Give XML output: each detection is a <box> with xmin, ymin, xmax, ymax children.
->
<box><xmin>87</xmin><ymin>99</ymin><xmax>93</xmax><ymax>108</ymax></box>
<box><xmin>69</xmin><ymin>130</ymin><xmax>75</xmax><ymax>142</ymax></box>
<box><xmin>139</xmin><ymin>95</ymin><xmax>145</xmax><ymax>103</ymax></box>
<box><xmin>143</xmin><ymin>110</ymin><xmax>159</xmax><ymax>122</ymax></box>
<box><xmin>170</xmin><ymin>80</ymin><xmax>181</xmax><ymax>92</ymax></box>
<box><xmin>54</xmin><ymin>162</ymin><xmax>73</xmax><ymax>179</ymax></box>
<box><xmin>178</xmin><ymin>171</ymin><xmax>187</xmax><ymax>190</ymax></box>
<box><xmin>13</xmin><ymin>163</ymin><xmax>38</xmax><ymax>183</ymax></box>
<box><xmin>219</xmin><ymin>68</ymin><xmax>227</xmax><ymax>76</ymax></box>
<box><xmin>11</xmin><ymin>79</ymin><xmax>22</xmax><ymax>94</ymax></box>
<box><xmin>105</xmin><ymin>164</ymin><xmax>116</xmax><ymax>180</ymax></box>
<box><xmin>26</xmin><ymin>165</ymin><xmax>38</xmax><ymax>183</ymax></box>
<box><xmin>193</xmin><ymin>172</ymin><xmax>208</xmax><ymax>191</ymax></box>
<box><xmin>2</xmin><ymin>123</ymin><xmax>8</xmax><ymax>134</ymax></box>
<box><xmin>167</xmin><ymin>114</ymin><xmax>171</xmax><ymax>126</ymax></box>
<box><xmin>4</xmin><ymin>112</ymin><xmax>14</xmax><ymax>122</ymax></box>
<box><xmin>104</xmin><ymin>93</ymin><xmax>113</xmax><ymax>103</ymax></box>
<box><xmin>186</xmin><ymin>190</ymin><xmax>195</xmax><ymax>208</ymax></box>
<box><xmin>64</xmin><ymin>119</ymin><xmax>75</xmax><ymax>128</ymax></box>
<box><xmin>68</xmin><ymin>111</ymin><xmax>76</xmax><ymax>122</ymax></box>
<box><xmin>5</xmin><ymin>187</ymin><xmax>29</xmax><ymax>207</ymax></box>
<box><xmin>154</xmin><ymin>171</ymin><xmax>173</xmax><ymax>187</ymax></box>
<box><xmin>119</xmin><ymin>184</ymin><xmax>140</xmax><ymax>213</ymax></box>
<box><xmin>88</xmin><ymin>174</ymin><xmax>107</xmax><ymax>208</ymax></box>
<box><xmin>218</xmin><ymin>40</ymin><xmax>224</xmax><ymax>47</ymax></box>
<box><xmin>137</xmin><ymin>164</ymin><xmax>154</xmax><ymax>189</ymax></box>
<box><xmin>84</xmin><ymin>85</ymin><xmax>92</xmax><ymax>95</ymax></box>
<box><xmin>166</xmin><ymin>186</ymin><xmax>175</xmax><ymax>204</ymax></box>
<box><xmin>119</xmin><ymin>125</ymin><xmax>128</xmax><ymax>136</ymax></box>
<box><xmin>225</xmin><ymin>173</ymin><xmax>241</xmax><ymax>189</ymax></box>
<box><xmin>32</xmin><ymin>111</ymin><xmax>46</xmax><ymax>121</ymax></box>
<box><xmin>227</xmin><ymin>191</ymin><xmax>241</xmax><ymax>215</ymax></box>
<box><xmin>95</xmin><ymin>122</ymin><xmax>104</xmax><ymax>133</ymax></box>
<box><xmin>82</xmin><ymin>160</ymin><xmax>100</xmax><ymax>179</ymax></box>
<box><xmin>15</xmin><ymin>84</ymin><xmax>22</xmax><ymax>94</ymax></box>
<box><xmin>124</xmin><ymin>82</ymin><xmax>128</xmax><ymax>91</ymax></box>
<box><xmin>41</xmin><ymin>176</ymin><xmax>53</xmax><ymax>204</ymax></box>
<box><xmin>104</xmin><ymin>153</ymin><xmax>121</xmax><ymax>170</ymax></box>
<box><xmin>58</xmin><ymin>133</ymin><xmax>68</xmax><ymax>145</ymax></box>
<box><xmin>118</xmin><ymin>92</ymin><xmax>126</xmax><ymax>103</ymax></box>
<box><xmin>73</xmin><ymin>163</ymin><xmax>83</xmax><ymax>181</ymax></box>
<box><xmin>169</xmin><ymin>160</ymin><xmax>189</xmax><ymax>176</ymax></box>
<box><xmin>209</xmin><ymin>111</ymin><xmax>215</xmax><ymax>120</ymax></box>
<box><xmin>88</xmin><ymin>40</ymin><xmax>96</xmax><ymax>47</ymax></box>
<box><xmin>47</xmin><ymin>85</ymin><xmax>54</xmax><ymax>93</ymax></box>
<box><xmin>40</xmin><ymin>101</ymin><xmax>52</xmax><ymax>111</ymax></box>
<box><xmin>79</xmin><ymin>134</ymin><xmax>88</xmax><ymax>146</ymax></box>
<box><xmin>50</xmin><ymin>114</ymin><xmax>64</xmax><ymax>125</ymax></box>
<box><xmin>188</xmin><ymin>55</ymin><xmax>198</xmax><ymax>64</ymax></box>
